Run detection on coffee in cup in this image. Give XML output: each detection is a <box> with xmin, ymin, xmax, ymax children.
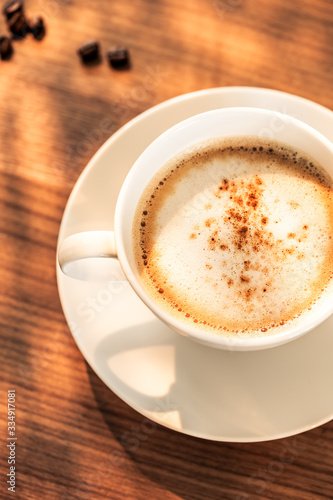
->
<box><xmin>133</xmin><ymin>136</ymin><xmax>333</xmax><ymax>338</ymax></box>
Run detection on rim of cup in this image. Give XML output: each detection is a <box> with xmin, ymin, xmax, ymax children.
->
<box><xmin>115</xmin><ymin>107</ymin><xmax>333</xmax><ymax>350</ymax></box>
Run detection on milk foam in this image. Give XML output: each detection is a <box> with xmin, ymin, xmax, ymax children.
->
<box><xmin>133</xmin><ymin>137</ymin><xmax>333</xmax><ymax>337</ymax></box>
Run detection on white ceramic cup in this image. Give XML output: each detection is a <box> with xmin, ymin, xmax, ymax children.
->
<box><xmin>58</xmin><ymin>107</ymin><xmax>333</xmax><ymax>351</ymax></box>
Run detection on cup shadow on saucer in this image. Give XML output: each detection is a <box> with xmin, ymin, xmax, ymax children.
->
<box><xmin>89</xmin><ymin>312</ymin><xmax>333</xmax><ymax>443</ymax></box>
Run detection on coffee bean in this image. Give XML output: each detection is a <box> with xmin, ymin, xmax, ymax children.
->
<box><xmin>0</xmin><ymin>35</ymin><xmax>13</xmax><ymax>59</ymax></box>
<box><xmin>28</xmin><ymin>15</ymin><xmax>45</xmax><ymax>40</ymax></box>
<box><xmin>8</xmin><ymin>11</ymin><xmax>28</xmax><ymax>38</ymax></box>
<box><xmin>77</xmin><ymin>40</ymin><xmax>101</xmax><ymax>64</ymax></box>
<box><xmin>2</xmin><ymin>0</ymin><xmax>23</xmax><ymax>20</ymax></box>
<box><xmin>107</xmin><ymin>47</ymin><xmax>130</xmax><ymax>69</ymax></box>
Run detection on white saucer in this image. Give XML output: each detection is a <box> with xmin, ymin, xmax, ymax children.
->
<box><xmin>57</xmin><ymin>87</ymin><xmax>333</xmax><ymax>442</ymax></box>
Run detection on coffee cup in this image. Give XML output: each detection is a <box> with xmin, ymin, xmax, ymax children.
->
<box><xmin>58</xmin><ymin>107</ymin><xmax>333</xmax><ymax>351</ymax></box>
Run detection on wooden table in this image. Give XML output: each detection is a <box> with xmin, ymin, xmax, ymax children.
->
<box><xmin>0</xmin><ymin>0</ymin><xmax>332</xmax><ymax>498</ymax></box>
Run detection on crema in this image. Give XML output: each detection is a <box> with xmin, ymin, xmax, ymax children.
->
<box><xmin>133</xmin><ymin>136</ymin><xmax>333</xmax><ymax>337</ymax></box>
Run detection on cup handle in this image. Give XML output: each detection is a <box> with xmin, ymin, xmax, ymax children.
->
<box><xmin>58</xmin><ymin>231</ymin><xmax>117</xmax><ymax>278</ymax></box>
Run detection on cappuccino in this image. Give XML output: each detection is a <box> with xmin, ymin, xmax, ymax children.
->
<box><xmin>133</xmin><ymin>136</ymin><xmax>333</xmax><ymax>337</ymax></box>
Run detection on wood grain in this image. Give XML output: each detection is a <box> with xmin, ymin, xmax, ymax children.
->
<box><xmin>0</xmin><ymin>0</ymin><xmax>332</xmax><ymax>499</ymax></box>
